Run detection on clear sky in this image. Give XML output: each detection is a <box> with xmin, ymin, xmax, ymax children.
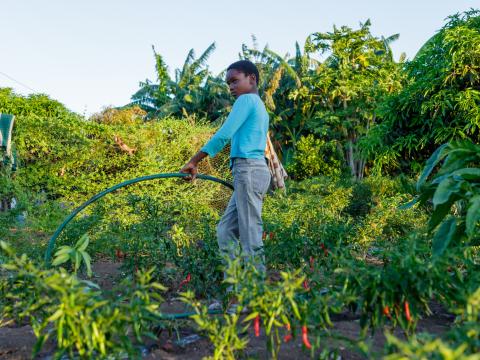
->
<box><xmin>1</xmin><ymin>0</ymin><xmax>477</xmax><ymax>116</ymax></box>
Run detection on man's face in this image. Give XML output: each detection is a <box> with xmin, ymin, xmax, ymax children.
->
<box><xmin>226</xmin><ymin>69</ymin><xmax>256</xmax><ymax>98</ymax></box>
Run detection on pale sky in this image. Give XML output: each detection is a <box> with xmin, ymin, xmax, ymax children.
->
<box><xmin>1</xmin><ymin>0</ymin><xmax>477</xmax><ymax>116</ymax></box>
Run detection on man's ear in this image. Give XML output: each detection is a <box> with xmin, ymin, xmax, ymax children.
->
<box><xmin>249</xmin><ymin>73</ymin><xmax>256</xmax><ymax>85</ymax></box>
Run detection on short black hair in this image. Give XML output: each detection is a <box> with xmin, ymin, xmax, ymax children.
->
<box><xmin>227</xmin><ymin>60</ymin><xmax>260</xmax><ymax>85</ymax></box>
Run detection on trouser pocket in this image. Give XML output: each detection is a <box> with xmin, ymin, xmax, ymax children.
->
<box><xmin>251</xmin><ymin>168</ymin><xmax>271</xmax><ymax>196</ymax></box>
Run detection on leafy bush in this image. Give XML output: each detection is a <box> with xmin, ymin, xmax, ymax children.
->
<box><xmin>385</xmin><ymin>287</ymin><xmax>480</xmax><ymax>359</ymax></box>
<box><xmin>406</xmin><ymin>140</ymin><xmax>480</xmax><ymax>256</ymax></box>
<box><xmin>90</xmin><ymin>105</ymin><xmax>146</xmax><ymax>125</ymax></box>
<box><xmin>286</xmin><ymin>134</ymin><xmax>344</xmax><ymax>180</ymax></box>
<box><xmin>0</xmin><ymin>241</ymin><xmax>167</xmax><ymax>359</ymax></box>
<box><xmin>363</xmin><ymin>10</ymin><xmax>480</xmax><ymax>174</ymax></box>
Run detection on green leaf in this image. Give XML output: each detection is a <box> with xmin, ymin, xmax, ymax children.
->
<box><xmin>417</xmin><ymin>143</ymin><xmax>449</xmax><ymax>191</ymax></box>
<box><xmin>75</xmin><ymin>251</ymin><xmax>81</xmax><ymax>272</ymax></box>
<box><xmin>0</xmin><ymin>241</ymin><xmax>14</xmax><ymax>255</ymax></box>
<box><xmin>76</xmin><ymin>234</ymin><xmax>90</xmax><ymax>252</ymax></box>
<box><xmin>32</xmin><ymin>334</ymin><xmax>49</xmax><ymax>358</ymax></box>
<box><xmin>398</xmin><ymin>196</ymin><xmax>419</xmax><ymax>210</ymax></box>
<box><xmin>466</xmin><ymin>195</ymin><xmax>480</xmax><ymax>238</ymax></box>
<box><xmin>428</xmin><ymin>201</ymin><xmax>453</xmax><ymax>230</ymax></box>
<box><xmin>432</xmin><ymin>217</ymin><xmax>457</xmax><ymax>257</ymax></box>
<box><xmin>451</xmin><ymin>168</ymin><xmax>480</xmax><ymax>181</ymax></box>
<box><xmin>47</xmin><ymin>309</ymin><xmax>64</xmax><ymax>322</ymax></box>
<box><xmin>80</xmin><ymin>250</ymin><xmax>92</xmax><ymax>277</ymax></box>
<box><xmin>53</xmin><ymin>246</ymin><xmax>73</xmax><ymax>256</ymax></box>
<box><xmin>432</xmin><ymin>177</ymin><xmax>462</xmax><ymax>206</ymax></box>
<box><xmin>52</xmin><ymin>253</ymin><xmax>71</xmax><ymax>266</ymax></box>
<box><xmin>243</xmin><ymin>312</ymin><xmax>259</xmax><ymax>322</ymax></box>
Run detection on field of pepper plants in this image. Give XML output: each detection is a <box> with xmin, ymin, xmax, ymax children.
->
<box><xmin>1</xmin><ymin>9</ymin><xmax>480</xmax><ymax>360</ymax></box>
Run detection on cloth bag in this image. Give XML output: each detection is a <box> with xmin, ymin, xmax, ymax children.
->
<box><xmin>264</xmin><ymin>132</ymin><xmax>288</xmax><ymax>191</ymax></box>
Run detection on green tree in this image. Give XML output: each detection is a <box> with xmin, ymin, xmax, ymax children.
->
<box><xmin>292</xmin><ymin>20</ymin><xmax>404</xmax><ymax>179</ymax></box>
<box><xmin>239</xmin><ymin>35</ymin><xmax>319</xmax><ymax>164</ymax></box>
<box><xmin>131</xmin><ymin>43</ymin><xmax>231</xmax><ymax>120</ymax></box>
<box><xmin>362</xmin><ymin>9</ymin><xmax>480</xmax><ymax>175</ymax></box>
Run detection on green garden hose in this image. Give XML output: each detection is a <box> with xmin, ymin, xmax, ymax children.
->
<box><xmin>44</xmin><ymin>172</ymin><xmax>233</xmax><ymax>267</ymax></box>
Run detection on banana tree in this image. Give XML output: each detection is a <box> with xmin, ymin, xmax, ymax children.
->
<box><xmin>240</xmin><ymin>36</ymin><xmax>318</xmax><ymax>163</ymax></box>
<box><xmin>131</xmin><ymin>43</ymin><xmax>231</xmax><ymax>120</ymax></box>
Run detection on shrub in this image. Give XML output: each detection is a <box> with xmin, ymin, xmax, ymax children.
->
<box><xmin>286</xmin><ymin>134</ymin><xmax>344</xmax><ymax>180</ymax></box>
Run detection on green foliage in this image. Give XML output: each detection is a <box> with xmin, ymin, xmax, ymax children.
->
<box><xmin>343</xmin><ymin>180</ymin><xmax>374</xmax><ymax>218</ymax></box>
<box><xmin>1</xmin><ymin>10</ymin><xmax>479</xmax><ymax>357</ymax></box>
<box><xmin>0</xmin><ymin>88</ymin><xmax>74</xmax><ymax>118</ymax></box>
<box><xmin>52</xmin><ymin>233</ymin><xmax>92</xmax><ymax>277</ymax></box>
<box><xmin>364</xmin><ymin>10</ymin><xmax>480</xmax><ymax>174</ymax></box>
<box><xmin>1</xmin><ymin>88</ymin><xmax>229</xmax><ymax>206</ymax></box>
<box><xmin>295</xmin><ymin>21</ymin><xmax>404</xmax><ymax>179</ymax></box>
<box><xmin>225</xmin><ymin>258</ymin><xmax>305</xmax><ymax>359</ymax></box>
<box><xmin>406</xmin><ymin>141</ymin><xmax>480</xmax><ymax>256</ymax></box>
<box><xmin>114</xmin><ymin>201</ymin><xmax>224</xmax><ymax>298</ymax></box>
<box><xmin>262</xmin><ymin>176</ymin><xmax>427</xmax><ymax>267</ymax></box>
<box><xmin>385</xmin><ymin>334</ymin><xmax>480</xmax><ymax>360</ymax></box>
<box><xmin>131</xmin><ymin>44</ymin><xmax>232</xmax><ymax>120</ymax></box>
<box><xmin>0</xmin><ymin>241</ymin><xmax>168</xmax><ymax>359</ymax></box>
<box><xmin>90</xmin><ymin>105</ymin><xmax>146</xmax><ymax>125</ymax></box>
<box><xmin>385</xmin><ymin>287</ymin><xmax>480</xmax><ymax>359</ymax></box>
<box><xmin>181</xmin><ymin>290</ymin><xmax>249</xmax><ymax>360</ymax></box>
<box><xmin>181</xmin><ymin>257</ymin><xmax>308</xmax><ymax>359</ymax></box>
<box><xmin>286</xmin><ymin>134</ymin><xmax>344</xmax><ymax>180</ymax></box>
<box><xmin>333</xmin><ymin>239</ymin><xmax>441</xmax><ymax>335</ymax></box>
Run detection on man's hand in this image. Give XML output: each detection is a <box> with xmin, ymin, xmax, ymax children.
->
<box><xmin>179</xmin><ymin>161</ymin><xmax>198</xmax><ymax>181</ymax></box>
<box><xmin>179</xmin><ymin>151</ymin><xmax>208</xmax><ymax>181</ymax></box>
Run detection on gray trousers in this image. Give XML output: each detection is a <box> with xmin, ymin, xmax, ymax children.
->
<box><xmin>217</xmin><ymin>158</ymin><xmax>271</xmax><ymax>276</ymax></box>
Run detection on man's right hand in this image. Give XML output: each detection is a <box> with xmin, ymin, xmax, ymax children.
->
<box><xmin>179</xmin><ymin>161</ymin><xmax>198</xmax><ymax>181</ymax></box>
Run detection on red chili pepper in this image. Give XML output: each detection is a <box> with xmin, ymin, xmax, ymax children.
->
<box><xmin>320</xmin><ymin>243</ymin><xmax>328</xmax><ymax>257</ymax></box>
<box><xmin>284</xmin><ymin>322</ymin><xmax>292</xmax><ymax>342</ymax></box>
<box><xmin>303</xmin><ymin>279</ymin><xmax>310</xmax><ymax>290</ymax></box>
<box><xmin>178</xmin><ymin>273</ymin><xmax>192</xmax><ymax>290</ymax></box>
<box><xmin>262</xmin><ymin>231</ymin><xmax>266</xmax><ymax>240</ymax></box>
<box><xmin>269</xmin><ymin>232</ymin><xmax>274</xmax><ymax>239</ymax></box>
<box><xmin>254</xmin><ymin>315</ymin><xmax>260</xmax><ymax>337</ymax></box>
<box><xmin>115</xmin><ymin>249</ymin><xmax>127</xmax><ymax>259</ymax></box>
<box><xmin>302</xmin><ymin>325</ymin><xmax>312</xmax><ymax>349</ymax></box>
<box><xmin>404</xmin><ymin>301</ymin><xmax>412</xmax><ymax>322</ymax></box>
<box><xmin>309</xmin><ymin>256</ymin><xmax>315</xmax><ymax>271</ymax></box>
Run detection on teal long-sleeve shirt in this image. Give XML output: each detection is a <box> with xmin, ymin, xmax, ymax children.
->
<box><xmin>201</xmin><ymin>93</ymin><xmax>269</xmax><ymax>168</ymax></box>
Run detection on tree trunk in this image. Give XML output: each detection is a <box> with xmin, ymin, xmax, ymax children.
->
<box><xmin>347</xmin><ymin>140</ymin><xmax>355</xmax><ymax>178</ymax></box>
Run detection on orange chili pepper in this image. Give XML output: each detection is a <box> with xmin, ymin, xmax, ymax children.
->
<box><xmin>302</xmin><ymin>325</ymin><xmax>312</xmax><ymax>349</ymax></box>
<box><xmin>404</xmin><ymin>301</ymin><xmax>412</xmax><ymax>322</ymax></box>
<box><xmin>383</xmin><ymin>305</ymin><xmax>392</xmax><ymax>319</ymax></box>
<box><xmin>254</xmin><ymin>315</ymin><xmax>260</xmax><ymax>337</ymax></box>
